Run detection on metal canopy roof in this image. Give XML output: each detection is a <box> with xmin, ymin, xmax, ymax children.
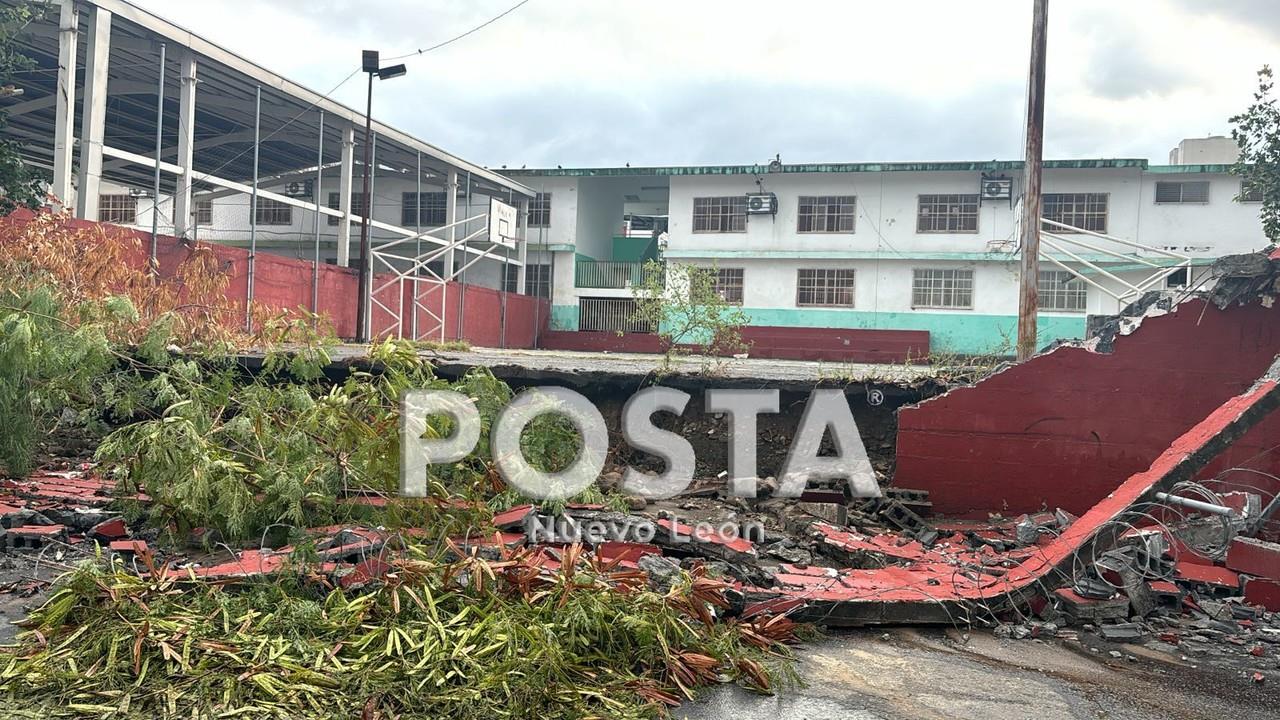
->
<box><xmin>502</xmin><ymin>159</ymin><xmax>1154</xmax><ymax>179</ymax></box>
<box><xmin>3</xmin><ymin>0</ymin><xmax>533</xmax><ymax>199</ymax></box>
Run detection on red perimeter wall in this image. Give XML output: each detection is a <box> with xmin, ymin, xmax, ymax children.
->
<box><xmin>895</xmin><ymin>299</ymin><xmax>1280</xmax><ymax>518</ymax></box>
<box><xmin>19</xmin><ymin>214</ymin><xmax>548</xmax><ymax>346</ymax></box>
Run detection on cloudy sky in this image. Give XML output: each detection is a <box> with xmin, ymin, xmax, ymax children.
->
<box><xmin>130</xmin><ymin>0</ymin><xmax>1278</xmax><ymax>168</ymax></box>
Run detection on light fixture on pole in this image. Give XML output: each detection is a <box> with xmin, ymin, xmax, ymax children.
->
<box><xmin>354</xmin><ymin>50</ymin><xmax>407</xmax><ymax>342</ymax></box>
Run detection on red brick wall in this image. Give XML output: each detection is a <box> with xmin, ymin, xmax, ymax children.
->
<box><xmin>895</xmin><ymin>300</ymin><xmax>1280</xmax><ymax>517</ymax></box>
<box><xmin>7</xmin><ymin>213</ymin><xmax>547</xmax><ymax>347</ymax></box>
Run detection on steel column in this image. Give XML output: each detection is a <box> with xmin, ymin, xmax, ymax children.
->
<box><xmin>516</xmin><ymin>197</ymin><xmax>529</xmax><ymax>293</ymax></box>
<box><xmin>75</xmin><ymin>5</ymin><xmax>111</xmax><ymax>221</ymax></box>
<box><xmin>336</xmin><ymin>126</ymin><xmax>355</xmax><ymax>267</ymax></box>
<box><xmin>172</xmin><ymin>52</ymin><xmax>197</xmax><ymax>238</ymax></box>
<box><xmin>51</xmin><ymin>0</ymin><xmax>78</xmax><ymax>210</ymax></box>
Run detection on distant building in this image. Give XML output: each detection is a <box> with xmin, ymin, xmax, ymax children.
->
<box><xmin>1168</xmin><ymin>135</ymin><xmax>1241</xmax><ymax>165</ymax></box>
<box><xmin>505</xmin><ymin>148</ymin><xmax>1269</xmax><ymax>355</ymax></box>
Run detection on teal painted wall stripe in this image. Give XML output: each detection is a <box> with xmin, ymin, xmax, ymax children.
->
<box><xmin>551</xmin><ymin>303</ymin><xmax>1086</xmax><ymax>355</ymax></box>
<box><xmin>550</xmin><ymin>304</ymin><xmax>579</xmax><ymax>331</ymax></box>
<box><xmin>737</xmin><ymin>307</ymin><xmax>1085</xmax><ymax>355</ymax></box>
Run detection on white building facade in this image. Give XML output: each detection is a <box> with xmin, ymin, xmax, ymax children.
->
<box><xmin>505</xmin><ymin>151</ymin><xmax>1270</xmax><ymax>355</ymax></box>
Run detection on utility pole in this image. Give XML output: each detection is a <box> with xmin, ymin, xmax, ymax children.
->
<box><xmin>1016</xmin><ymin>0</ymin><xmax>1049</xmax><ymax>362</ymax></box>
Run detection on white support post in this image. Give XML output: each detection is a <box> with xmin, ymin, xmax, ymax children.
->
<box><xmin>75</xmin><ymin>5</ymin><xmax>111</xmax><ymax>221</ymax></box>
<box><xmin>516</xmin><ymin>197</ymin><xmax>528</xmax><ymax>293</ymax></box>
<box><xmin>172</xmin><ymin>52</ymin><xmax>197</xmax><ymax>238</ymax></box>
<box><xmin>336</xmin><ymin>126</ymin><xmax>355</xmax><ymax>267</ymax></box>
<box><xmin>52</xmin><ymin>0</ymin><xmax>79</xmax><ymax>210</ymax></box>
<box><xmin>444</xmin><ymin>169</ymin><xmax>457</xmax><ymax>279</ymax></box>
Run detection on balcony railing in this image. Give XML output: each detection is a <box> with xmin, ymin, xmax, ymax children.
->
<box><xmin>575</xmin><ymin>260</ymin><xmax>662</xmax><ymax>289</ymax></box>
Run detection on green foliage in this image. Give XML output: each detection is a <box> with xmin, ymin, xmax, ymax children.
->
<box><xmin>1231</xmin><ymin>65</ymin><xmax>1280</xmax><ymax>243</ymax></box>
<box><xmin>0</xmin><ymin>2</ymin><xmax>48</xmax><ymax>214</ymax></box>
<box><xmin>0</xmin><ymin>555</ymin><xmax>799</xmax><ymax>719</ymax></box>
<box><xmin>0</xmin><ymin>287</ymin><xmax>116</xmax><ymax>476</ymax></box>
<box><xmin>630</xmin><ymin>260</ymin><xmax>750</xmax><ymax>371</ymax></box>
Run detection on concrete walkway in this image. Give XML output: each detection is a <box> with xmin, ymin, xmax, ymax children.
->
<box><xmin>681</xmin><ymin>628</ymin><xmax>1279</xmax><ymax>720</ymax></box>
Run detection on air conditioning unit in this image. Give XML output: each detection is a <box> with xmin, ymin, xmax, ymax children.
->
<box><xmin>980</xmin><ymin>177</ymin><xmax>1013</xmax><ymax>202</ymax></box>
<box><xmin>746</xmin><ymin>192</ymin><xmax>777</xmax><ymax>215</ymax></box>
<box><xmin>284</xmin><ymin>179</ymin><xmax>314</xmax><ymax>199</ymax></box>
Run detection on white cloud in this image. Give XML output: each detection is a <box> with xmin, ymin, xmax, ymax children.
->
<box><xmin>130</xmin><ymin>0</ymin><xmax>1279</xmax><ymax>166</ymax></box>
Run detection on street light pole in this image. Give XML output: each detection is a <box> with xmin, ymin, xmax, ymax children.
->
<box><xmin>356</xmin><ymin>69</ymin><xmax>374</xmax><ymax>342</ymax></box>
<box><xmin>353</xmin><ymin>50</ymin><xmax>407</xmax><ymax>343</ymax></box>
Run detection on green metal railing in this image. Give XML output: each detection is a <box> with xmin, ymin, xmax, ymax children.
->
<box><xmin>574</xmin><ymin>260</ymin><xmax>662</xmax><ymax>289</ymax></box>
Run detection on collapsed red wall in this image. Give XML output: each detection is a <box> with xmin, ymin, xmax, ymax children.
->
<box><xmin>10</xmin><ymin>213</ymin><xmax>547</xmax><ymax>347</ymax></box>
<box><xmin>895</xmin><ymin>299</ymin><xmax>1280</xmax><ymax>517</ymax></box>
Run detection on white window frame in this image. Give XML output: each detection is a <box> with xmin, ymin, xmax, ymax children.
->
<box><xmin>796</xmin><ymin>268</ymin><xmax>855</xmax><ymax>307</ymax></box>
<box><xmin>253</xmin><ymin>197</ymin><xmax>293</xmax><ymax>226</ymax></box>
<box><xmin>911</xmin><ymin>268</ymin><xmax>974</xmax><ymax>310</ymax></box>
<box><xmin>916</xmin><ymin>194</ymin><xmax>980</xmax><ymax>233</ymax></box>
<box><xmin>692</xmin><ymin>196</ymin><xmax>747</xmax><ymax>233</ymax></box>
<box><xmin>1042</xmin><ymin>193</ymin><xmax>1108</xmax><ymax>233</ymax></box>
<box><xmin>1038</xmin><ymin>269</ymin><xmax>1087</xmax><ymax>312</ymax></box>
<box><xmin>98</xmin><ymin>194</ymin><xmax>137</xmax><ymax>224</ymax></box>
<box><xmin>797</xmin><ymin>195</ymin><xmax>856</xmax><ymax>233</ymax></box>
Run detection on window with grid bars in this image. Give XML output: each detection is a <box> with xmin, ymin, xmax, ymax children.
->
<box><xmin>1042</xmin><ymin>193</ymin><xmax>1108</xmax><ymax>233</ymax></box>
<box><xmin>1240</xmin><ymin>182</ymin><xmax>1264</xmax><ymax>203</ymax></box>
<box><xmin>194</xmin><ymin>198</ymin><xmax>212</xmax><ymax>226</ymax></box>
<box><xmin>503</xmin><ymin>265</ymin><xmax>520</xmax><ymax>293</ymax></box>
<box><xmin>525</xmin><ymin>263</ymin><xmax>551</xmax><ymax>298</ymax></box>
<box><xmin>692</xmin><ymin>196</ymin><xmax>747</xmax><ymax>233</ymax></box>
<box><xmin>327</xmin><ymin>192</ymin><xmax>368</xmax><ymax>226</ymax></box>
<box><xmin>527</xmin><ymin>193</ymin><xmax>551</xmax><ymax>227</ymax></box>
<box><xmin>797</xmin><ymin>195</ymin><xmax>856</xmax><ymax>233</ymax></box>
<box><xmin>1038</xmin><ymin>270</ymin><xmax>1087</xmax><ymax>312</ymax></box>
<box><xmin>911</xmin><ymin>269</ymin><xmax>973</xmax><ymax>309</ymax></box>
<box><xmin>1154</xmin><ymin>181</ymin><xmax>1210</xmax><ymax>204</ymax></box>
<box><xmin>402</xmin><ymin>191</ymin><xmax>447</xmax><ymax>226</ymax></box>
<box><xmin>706</xmin><ymin>268</ymin><xmax>744</xmax><ymax>305</ymax></box>
<box><xmin>796</xmin><ymin>268</ymin><xmax>854</xmax><ymax>307</ymax></box>
<box><xmin>98</xmin><ymin>194</ymin><xmax>137</xmax><ymax>224</ymax></box>
<box><xmin>916</xmin><ymin>194</ymin><xmax>979</xmax><ymax>233</ymax></box>
<box><xmin>253</xmin><ymin>198</ymin><xmax>292</xmax><ymax>225</ymax></box>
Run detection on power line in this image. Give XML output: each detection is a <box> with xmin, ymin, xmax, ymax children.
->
<box><xmin>384</xmin><ymin>0</ymin><xmax>533</xmax><ymax>61</ymax></box>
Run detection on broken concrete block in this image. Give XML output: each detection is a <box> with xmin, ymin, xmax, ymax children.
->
<box><xmin>1099</xmin><ymin>622</ymin><xmax>1146</xmax><ymax>641</ymax></box>
<box><xmin>1226</xmin><ymin>537</ymin><xmax>1280</xmax><ymax>581</ymax></box>
<box><xmin>1054</xmin><ymin>588</ymin><xmax>1130</xmax><ymax>624</ymax></box>
<box><xmin>6</xmin><ymin>524</ymin><xmax>67</xmax><ymax>549</ymax></box>
<box><xmin>1118</xmin><ymin>565</ymin><xmax>1156</xmax><ymax>617</ymax></box>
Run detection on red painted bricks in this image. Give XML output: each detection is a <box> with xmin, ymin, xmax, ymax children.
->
<box><xmin>895</xmin><ymin>300</ymin><xmax>1280</xmax><ymax>517</ymax></box>
<box><xmin>1226</xmin><ymin>537</ymin><xmax>1280</xmax><ymax>581</ymax></box>
<box><xmin>1244</xmin><ymin>577</ymin><xmax>1280</xmax><ymax>611</ymax></box>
